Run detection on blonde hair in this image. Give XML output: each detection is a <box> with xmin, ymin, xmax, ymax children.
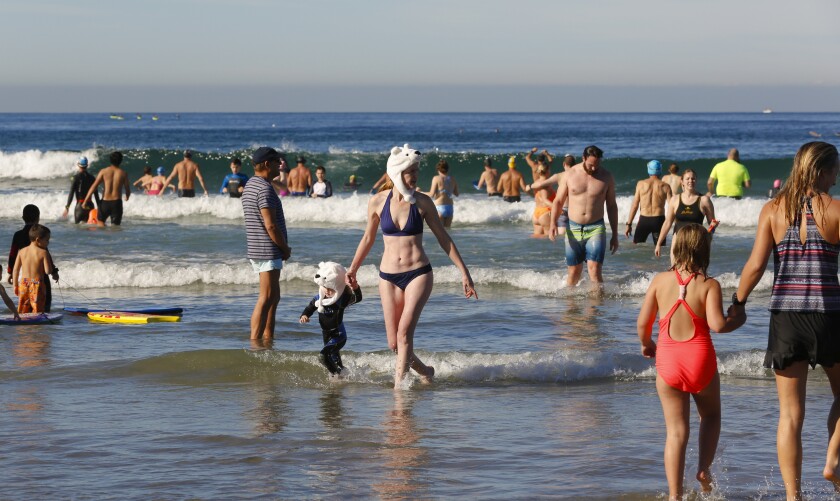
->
<box><xmin>670</xmin><ymin>224</ymin><xmax>711</xmax><ymax>277</ymax></box>
<box><xmin>774</xmin><ymin>141</ymin><xmax>839</xmax><ymax>225</ymax></box>
<box><xmin>378</xmin><ymin>177</ymin><xmax>393</xmax><ymax>193</ymax></box>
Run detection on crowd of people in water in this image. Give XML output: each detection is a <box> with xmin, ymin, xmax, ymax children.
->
<box><xmin>4</xmin><ymin>140</ymin><xmax>840</xmax><ymax>500</ymax></box>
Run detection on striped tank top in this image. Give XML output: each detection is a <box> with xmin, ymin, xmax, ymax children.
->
<box><xmin>769</xmin><ymin>197</ymin><xmax>840</xmax><ymax>312</ymax></box>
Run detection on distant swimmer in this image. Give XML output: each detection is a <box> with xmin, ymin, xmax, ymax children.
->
<box><xmin>310</xmin><ymin>165</ymin><xmax>333</xmax><ymax>198</ymax></box>
<box><xmin>661</xmin><ymin>163</ymin><xmax>682</xmax><ymax>195</ymax></box>
<box><xmin>161</xmin><ymin>150</ymin><xmax>208</xmax><ymax>198</ymax></box>
<box><xmin>768</xmin><ymin>179</ymin><xmax>782</xmax><ymax>199</ymax></box>
<box><xmin>220</xmin><ymin>157</ymin><xmax>249</xmax><ymax>198</ymax></box>
<box><xmin>498</xmin><ymin>156</ymin><xmax>527</xmax><ymax>203</ymax></box>
<box><xmin>344</xmin><ymin>174</ymin><xmax>362</xmax><ymax>191</ymax></box>
<box><xmin>549</xmin><ymin>145</ymin><xmax>619</xmax><ymax>287</ymax></box>
<box><xmin>525</xmin><ymin>147</ymin><xmax>553</xmax><ymax>184</ymax></box>
<box><xmin>272</xmin><ymin>154</ymin><xmax>290</xmax><ymax>196</ymax></box>
<box><xmin>531</xmin><ymin>162</ymin><xmax>555</xmax><ymax>238</ymax></box>
<box><xmin>707</xmin><ymin>148</ymin><xmax>750</xmax><ymax>199</ymax></box>
<box><xmin>83</xmin><ymin>151</ymin><xmax>131</xmax><ymax>226</ymax></box>
<box><xmin>427</xmin><ymin>159</ymin><xmax>459</xmax><ymax>228</ymax></box>
<box><xmin>133</xmin><ymin>166</ymin><xmax>154</xmax><ymax>193</ymax></box>
<box><xmin>147</xmin><ymin>166</ymin><xmax>175</xmax><ymax>195</ymax></box>
<box><xmin>288</xmin><ymin>156</ymin><xmax>312</xmax><ymax>196</ymax></box>
<box><xmin>62</xmin><ymin>156</ymin><xmax>100</xmax><ymax>224</ymax></box>
<box><xmin>625</xmin><ymin>160</ymin><xmax>672</xmax><ymax>245</ymax></box>
<box><xmin>476</xmin><ymin>158</ymin><xmax>501</xmax><ymax>197</ymax></box>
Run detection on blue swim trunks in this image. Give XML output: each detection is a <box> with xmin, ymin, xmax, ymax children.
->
<box><xmin>436</xmin><ymin>204</ymin><xmax>454</xmax><ymax>218</ymax></box>
<box><xmin>565</xmin><ymin>218</ymin><xmax>606</xmax><ymax>266</ymax></box>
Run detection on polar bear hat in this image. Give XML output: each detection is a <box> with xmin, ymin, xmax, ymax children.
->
<box><xmin>314</xmin><ymin>261</ymin><xmax>347</xmax><ymax>313</ymax></box>
<box><xmin>386</xmin><ymin>144</ymin><xmax>422</xmax><ymax>204</ymax></box>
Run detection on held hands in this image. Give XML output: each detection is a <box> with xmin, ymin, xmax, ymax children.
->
<box><xmin>346</xmin><ymin>273</ymin><xmax>359</xmax><ymax>290</ymax></box>
<box><xmin>640</xmin><ymin>340</ymin><xmax>656</xmax><ymax>358</ymax></box>
<box><xmin>726</xmin><ymin>304</ymin><xmax>747</xmax><ymax>330</ymax></box>
<box><xmin>299</xmin><ymin>315</ymin><xmax>309</xmax><ymax>324</ymax></box>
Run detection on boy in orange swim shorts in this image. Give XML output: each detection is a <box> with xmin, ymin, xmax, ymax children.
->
<box><xmin>13</xmin><ymin>224</ymin><xmax>58</xmax><ymax>313</ymax></box>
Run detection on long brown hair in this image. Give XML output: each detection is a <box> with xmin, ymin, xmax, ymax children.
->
<box><xmin>670</xmin><ymin>223</ymin><xmax>711</xmax><ymax>277</ymax></box>
<box><xmin>774</xmin><ymin>142</ymin><xmax>839</xmax><ymax>225</ymax></box>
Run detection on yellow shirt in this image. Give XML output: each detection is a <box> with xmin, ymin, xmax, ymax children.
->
<box><xmin>709</xmin><ymin>159</ymin><xmax>750</xmax><ymax>198</ymax></box>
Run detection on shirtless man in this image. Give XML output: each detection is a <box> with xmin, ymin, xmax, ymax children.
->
<box><xmin>83</xmin><ymin>151</ymin><xmax>131</xmax><ymax>226</ymax></box>
<box><xmin>549</xmin><ymin>145</ymin><xmax>619</xmax><ymax>286</ymax></box>
<box><xmin>288</xmin><ymin>156</ymin><xmax>312</xmax><ymax>196</ymax></box>
<box><xmin>498</xmin><ymin>156</ymin><xmax>527</xmax><ymax>203</ymax></box>
<box><xmin>661</xmin><ymin>163</ymin><xmax>681</xmax><ymax>195</ymax></box>
<box><xmin>526</xmin><ymin>153</ymin><xmax>575</xmax><ymax>236</ymax></box>
<box><xmin>161</xmin><ymin>150</ymin><xmax>208</xmax><ymax>198</ymax></box>
<box><xmin>625</xmin><ymin>160</ymin><xmax>672</xmax><ymax>244</ymax></box>
<box><xmin>476</xmin><ymin>158</ymin><xmax>501</xmax><ymax>196</ymax></box>
<box><xmin>525</xmin><ymin>147</ymin><xmax>553</xmax><ymax>183</ymax></box>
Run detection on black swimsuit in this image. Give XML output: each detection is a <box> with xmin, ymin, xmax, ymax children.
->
<box><xmin>674</xmin><ymin>196</ymin><xmax>705</xmax><ymax>233</ymax></box>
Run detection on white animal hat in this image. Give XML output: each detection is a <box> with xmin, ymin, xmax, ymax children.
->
<box><xmin>386</xmin><ymin>144</ymin><xmax>422</xmax><ymax>204</ymax></box>
<box><xmin>313</xmin><ymin>261</ymin><xmax>347</xmax><ymax>313</ymax></box>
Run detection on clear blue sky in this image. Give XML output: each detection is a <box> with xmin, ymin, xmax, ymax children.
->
<box><xmin>2</xmin><ymin>0</ymin><xmax>838</xmax><ymax>112</ymax></box>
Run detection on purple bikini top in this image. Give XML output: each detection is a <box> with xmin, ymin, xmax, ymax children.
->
<box><xmin>380</xmin><ymin>190</ymin><xmax>423</xmax><ymax>236</ymax></box>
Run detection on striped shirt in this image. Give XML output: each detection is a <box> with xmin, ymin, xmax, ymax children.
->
<box><xmin>769</xmin><ymin>197</ymin><xmax>840</xmax><ymax>312</ymax></box>
<box><xmin>241</xmin><ymin>176</ymin><xmax>287</xmax><ymax>260</ymax></box>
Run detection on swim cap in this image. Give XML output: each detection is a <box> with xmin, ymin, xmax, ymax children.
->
<box><xmin>647</xmin><ymin>160</ymin><xmax>662</xmax><ymax>176</ymax></box>
<box><xmin>156</xmin><ymin>166</ymin><xmax>165</xmax><ymax>175</ymax></box>
<box><xmin>773</xmin><ymin>179</ymin><xmax>781</xmax><ymax>189</ymax></box>
<box><xmin>508</xmin><ymin>156</ymin><xmax>516</xmax><ymax>168</ymax></box>
<box><xmin>77</xmin><ymin>156</ymin><xmax>88</xmax><ymax>168</ymax></box>
<box><xmin>349</xmin><ymin>175</ymin><xmax>356</xmax><ymax>181</ymax></box>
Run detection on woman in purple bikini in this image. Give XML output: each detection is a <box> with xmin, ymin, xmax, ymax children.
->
<box><xmin>347</xmin><ymin>144</ymin><xmax>477</xmax><ymax>388</ymax></box>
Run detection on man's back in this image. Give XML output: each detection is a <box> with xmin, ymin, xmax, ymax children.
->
<box><xmin>499</xmin><ymin>170</ymin><xmax>523</xmax><ymax>196</ymax></box>
<box><xmin>173</xmin><ymin>160</ymin><xmax>198</xmax><ymax>188</ymax></box>
<box><xmin>637</xmin><ymin>178</ymin><xmax>670</xmax><ymax>217</ymax></box>
<box><xmin>100</xmin><ymin>166</ymin><xmax>128</xmax><ymax>200</ymax></box>
<box><xmin>288</xmin><ymin>166</ymin><xmax>312</xmax><ymax>193</ymax></box>
<box><xmin>710</xmin><ymin>159</ymin><xmax>750</xmax><ymax>197</ymax></box>
<box><xmin>479</xmin><ymin>168</ymin><xmax>499</xmax><ymax>193</ymax></box>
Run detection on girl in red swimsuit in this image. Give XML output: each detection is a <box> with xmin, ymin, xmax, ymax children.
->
<box><xmin>637</xmin><ymin>223</ymin><xmax>745</xmax><ymax>499</ymax></box>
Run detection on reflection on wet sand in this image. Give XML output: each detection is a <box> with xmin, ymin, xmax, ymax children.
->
<box><xmin>546</xmin><ymin>295</ymin><xmax>608</xmax><ymax>348</ymax></box>
<box><xmin>372</xmin><ymin>391</ymin><xmax>430</xmax><ymax>500</ymax></box>
<box><xmin>319</xmin><ymin>386</ymin><xmax>346</xmax><ymax>438</ymax></box>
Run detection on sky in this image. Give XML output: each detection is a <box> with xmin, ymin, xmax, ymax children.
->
<box><xmin>1</xmin><ymin>0</ymin><xmax>839</xmax><ymax>112</ymax></box>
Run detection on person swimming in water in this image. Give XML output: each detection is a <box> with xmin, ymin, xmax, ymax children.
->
<box><xmin>346</xmin><ymin>144</ymin><xmax>476</xmax><ymax>388</ymax></box>
<box><xmin>427</xmin><ymin>159</ymin><xmax>459</xmax><ymax>228</ymax></box>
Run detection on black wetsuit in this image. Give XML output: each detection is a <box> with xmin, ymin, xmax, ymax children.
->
<box><xmin>66</xmin><ymin>170</ymin><xmax>100</xmax><ymax>223</ymax></box>
<box><xmin>300</xmin><ymin>287</ymin><xmax>363</xmax><ymax>374</ymax></box>
<box><xmin>634</xmin><ymin>215</ymin><xmax>666</xmax><ymax>244</ymax></box>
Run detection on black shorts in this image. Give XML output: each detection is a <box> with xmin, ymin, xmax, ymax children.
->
<box><xmin>488</xmin><ymin>192</ymin><xmax>502</xmax><ymax>197</ymax></box>
<box><xmin>178</xmin><ymin>189</ymin><xmax>195</xmax><ymax>198</ymax></box>
<box><xmin>765</xmin><ymin>311</ymin><xmax>840</xmax><ymax>370</ymax></box>
<box><xmin>99</xmin><ymin>199</ymin><xmax>123</xmax><ymax>225</ymax></box>
<box><xmin>503</xmin><ymin>196</ymin><xmax>521</xmax><ymax>203</ymax></box>
<box><xmin>634</xmin><ymin>215</ymin><xmax>665</xmax><ymax>244</ymax></box>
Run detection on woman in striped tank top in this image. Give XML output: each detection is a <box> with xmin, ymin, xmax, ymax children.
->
<box><xmin>735</xmin><ymin>142</ymin><xmax>840</xmax><ymax>499</ymax></box>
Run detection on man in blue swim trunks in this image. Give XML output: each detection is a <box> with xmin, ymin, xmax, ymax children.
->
<box><xmin>549</xmin><ymin>145</ymin><xmax>619</xmax><ymax>286</ymax></box>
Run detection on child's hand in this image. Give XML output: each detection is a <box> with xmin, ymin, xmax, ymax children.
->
<box><xmin>726</xmin><ymin>304</ymin><xmax>747</xmax><ymax>330</ymax></box>
<box><xmin>299</xmin><ymin>315</ymin><xmax>309</xmax><ymax>324</ymax></box>
<box><xmin>640</xmin><ymin>340</ymin><xmax>656</xmax><ymax>358</ymax></box>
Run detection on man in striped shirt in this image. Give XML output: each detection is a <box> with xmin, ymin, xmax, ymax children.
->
<box><xmin>242</xmin><ymin>147</ymin><xmax>291</xmax><ymax>345</ymax></box>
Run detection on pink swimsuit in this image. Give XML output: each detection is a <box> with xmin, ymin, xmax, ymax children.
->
<box><xmin>655</xmin><ymin>270</ymin><xmax>717</xmax><ymax>394</ymax></box>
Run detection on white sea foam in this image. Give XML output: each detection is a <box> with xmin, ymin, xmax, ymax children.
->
<box><xmin>2</xmin><ymin>188</ymin><xmax>770</xmax><ymax>229</ymax></box>
<box><xmin>0</xmin><ymin>149</ymin><xmax>99</xmax><ymax>180</ymax></box>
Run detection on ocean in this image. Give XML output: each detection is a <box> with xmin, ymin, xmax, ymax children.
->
<box><xmin>1</xmin><ymin>112</ymin><xmax>840</xmax><ymax>499</ymax></box>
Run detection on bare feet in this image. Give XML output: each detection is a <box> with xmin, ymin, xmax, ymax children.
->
<box><xmin>696</xmin><ymin>469</ymin><xmax>713</xmax><ymax>493</ymax></box>
<box><xmin>823</xmin><ymin>463</ymin><xmax>840</xmax><ymax>492</ymax></box>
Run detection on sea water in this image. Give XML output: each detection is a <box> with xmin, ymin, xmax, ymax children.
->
<box><xmin>1</xmin><ymin>113</ymin><xmax>840</xmax><ymax>499</ymax></box>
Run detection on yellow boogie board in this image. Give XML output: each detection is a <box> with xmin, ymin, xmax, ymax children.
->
<box><xmin>87</xmin><ymin>312</ymin><xmax>181</xmax><ymax>324</ymax></box>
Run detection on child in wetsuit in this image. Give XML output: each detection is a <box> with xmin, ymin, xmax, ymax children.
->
<box><xmin>636</xmin><ymin>223</ymin><xmax>744</xmax><ymax>499</ymax></box>
<box><xmin>299</xmin><ymin>262</ymin><xmax>362</xmax><ymax>375</ymax></box>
